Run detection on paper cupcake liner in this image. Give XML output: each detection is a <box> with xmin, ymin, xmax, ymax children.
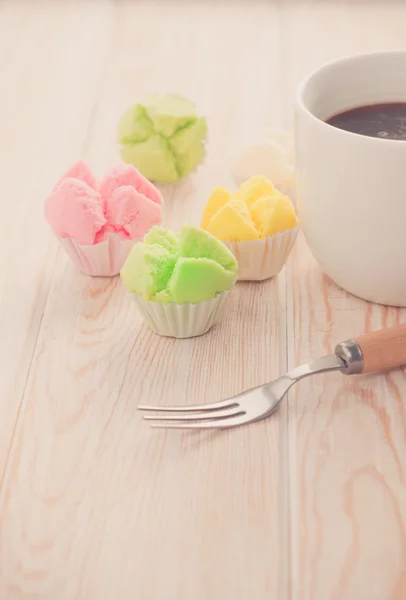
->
<box><xmin>224</xmin><ymin>227</ymin><xmax>299</xmax><ymax>281</ymax></box>
<box><xmin>57</xmin><ymin>233</ymin><xmax>137</xmax><ymax>276</ymax></box>
<box><xmin>132</xmin><ymin>290</ymin><xmax>231</xmax><ymax>338</ymax></box>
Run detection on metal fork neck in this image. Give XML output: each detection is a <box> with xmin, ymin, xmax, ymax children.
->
<box><xmin>287</xmin><ymin>353</ymin><xmax>345</xmax><ymax>383</ymax></box>
<box><xmin>287</xmin><ymin>339</ymin><xmax>365</xmax><ymax>384</ymax></box>
<box><xmin>264</xmin><ymin>354</ymin><xmax>344</xmax><ymax>406</ymax></box>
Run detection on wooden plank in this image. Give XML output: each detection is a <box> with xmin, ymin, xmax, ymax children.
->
<box><xmin>283</xmin><ymin>2</ymin><xmax>406</xmax><ymax>598</ymax></box>
<box><xmin>0</xmin><ymin>2</ymin><xmax>288</xmax><ymax>598</ymax></box>
<box><xmin>0</xmin><ymin>0</ymin><xmax>115</xmax><ymax>480</ymax></box>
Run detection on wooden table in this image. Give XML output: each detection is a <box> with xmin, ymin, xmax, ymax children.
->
<box><xmin>1</xmin><ymin>1</ymin><xmax>406</xmax><ymax>598</ymax></box>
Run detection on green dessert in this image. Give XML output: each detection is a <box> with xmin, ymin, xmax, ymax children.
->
<box><xmin>117</xmin><ymin>94</ymin><xmax>208</xmax><ymax>183</ymax></box>
<box><xmin>120</xmin><ymin>226</ymin><xmax>237</xmax><ymax>304</ymax></box>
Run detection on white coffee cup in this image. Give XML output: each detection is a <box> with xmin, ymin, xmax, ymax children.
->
<box><xmin>295</xmin><ymin>51</ymin><xmax>406</xmax><ymax>307</ymax></box>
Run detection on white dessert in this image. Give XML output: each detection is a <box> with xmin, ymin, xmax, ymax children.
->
<box><xmin>232</xmin><ymin>127</ymin><xmax>294</xmax><ymax>188</ymax></box>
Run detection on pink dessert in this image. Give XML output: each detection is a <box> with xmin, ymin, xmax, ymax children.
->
<box><xmin>54</xmin><ymin>161</ymin><xmax>100</xmax><ymax>192</ymax></box>
<box><xmin>101</xmin><ymin>186</ymin><xmax>161</xmax><ymax>242</ymax></box>
<box><xmin>45</xmin><ymin>161</ymin><xmax>163</xmax><ymax>245</ymax></box>
<box><xmin>99</xmin><ymin>164</ymin><xmax>164</xmax><ymax>209</ymax></box>
<box><xmin>46</xmin><ymin>178</ymin><xmax>106</xmax><ymax>245</ymax></box>
<box><xmin>44</xmin><ymin>161</ymin><xmax>164</xmax><ymax>276</ymax></box>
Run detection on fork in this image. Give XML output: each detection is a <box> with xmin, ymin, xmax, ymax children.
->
<box><xmin>139</xmin><ymin>325</ymin><xmax>406</xmax><ymax>429</ymax></box>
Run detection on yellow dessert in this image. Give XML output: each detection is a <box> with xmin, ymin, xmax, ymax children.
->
<box><xmin>201</xmin><ymin>187</ymin><xmax>231</xmax><ymax>229</ymax></box>
<box><xmin>235</xmin><ymin>175</ymin><xmax>276</xmax><ymax>207</ymax></box>
<box><xmin>205</xmin><ymin>200</ymin><xmax>259</xmax><ymax>241</ymax></box>
<box><xmin>201</xmin><ymin>176</ymin><xmax>297</xmax><ymax>242</ymax></box>
<box><xmin>250</xmin><ymin>195</ymin><xmax>297</xmax><ymax>236</ymax></box>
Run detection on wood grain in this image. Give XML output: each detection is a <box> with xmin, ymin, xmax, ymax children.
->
<box><xmin>0</xmin><ymin>1</ymin><xmax>287</xmax><ymax>599</ymax></box>
<box><xmin>0</xmin><ymin>0</ymin><xmax>114</xmax><ymax>482</ymax></box>
<box><xmin>1</xmin><ymin>1</ymin><xmax>406</xmax><ymax>599</ymax></box>
<box><xmin>355</xmin><ymin>325</ymin><xmax>406</xmax><ymax>374</ymax></box>
<box><xmin>283</xmin><ymin>2</ymin><xmax>406</xmax><ymax>599</ymax></box>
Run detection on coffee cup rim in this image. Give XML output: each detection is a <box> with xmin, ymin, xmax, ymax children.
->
<box><xmin>296</xmin><ymin>50</ymin><xmax>406</xmax><ymax>145</ymax></box>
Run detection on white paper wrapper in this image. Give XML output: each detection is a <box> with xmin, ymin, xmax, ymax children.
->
<box><xmin>223</xmin><ymin>227</ymin><xmax>299</xmax><ymax>281</ymax></box>
<box><xmin>132</xmin><ymin>290</ymin><xmax>231</xmax><ymax>338</ymax></box>
<box><xmin>57</xmin><ymin>233</ymin><xmax>136</xmax><ymax>276</ymax></box>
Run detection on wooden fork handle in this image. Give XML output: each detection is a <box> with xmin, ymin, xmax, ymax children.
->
<box><xmin>352</xmin><ymin>324</ymin><xmax>406</xmax><ymax>374</ymax></box>
<box><xmin>335</xmin><ymin>324</ymin><xmax>406</xmax><ymax>375</ymax></box>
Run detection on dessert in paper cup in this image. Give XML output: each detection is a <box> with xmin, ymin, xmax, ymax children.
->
<box><xmin>118</xmin><ymin>94</ymin><xmax>207</xmax><ymax>183</ymax></box>
<box><xmin>120</xmin><ymin>226</ymin><xmax>237</xmax><ymax>338</ymax></box>
<box><xmin>45</xmin><ymin>161</ymin><xmax>163</xmax><ymax>276</ymax></box>
<box><xmin>232</xmin><ymin>127</ymin><xmax>294</xmax><ymax>195</ymax></box>
<box><xmin>201</xmin><ymin>176</ymin><xmax>298</xmax><ymax>281</ymax></box>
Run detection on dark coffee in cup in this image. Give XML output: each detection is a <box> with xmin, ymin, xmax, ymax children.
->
<box><xmin>326</xmin><ymin>102</ymin><xmax>406</xmax><ymax>140</ymax></box>
<box><xmin>295</xmin><ymin>51</ymin><xmax>406</xmax><ymax>306</ymax></box>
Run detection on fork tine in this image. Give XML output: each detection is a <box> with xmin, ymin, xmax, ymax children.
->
<box><xmin>138</xmin><ymin>399</ymin><xmax>239</xmax><ymax>413</ymax></box>
<box><xmin>150</xmin><ymin>413</ymin><xmax>252</xmax><ymax>429</ymax></box>
<box><xmin>143</xmin><ymin>408</ymin><xmax>245</xmax><ymax>422</ymax></box>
